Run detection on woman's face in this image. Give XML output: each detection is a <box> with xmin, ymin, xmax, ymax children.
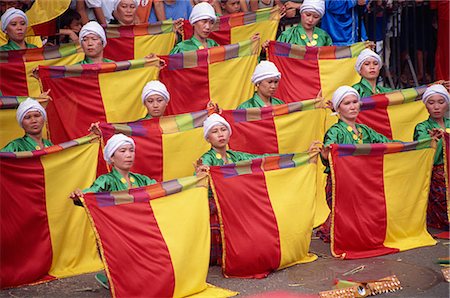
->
<box><xmin>5</xmin><ymin>16</ymin><xmax>27</xmax><ymax>43</ymax></box>
<box><xmin>257</xmin><ymin>77</ymin><xmax>279</xmax><ymax>98</ymax></box>
<box><xmin>111</xmin><ymin>143</ymin><xmax>135</xmax><ymax>171</ymax></box>
<box><xmin>207</xmin><ymin>124</ymin><xmax>230</xmax><ymax>149</ymax></box>
<box><xmin>81</xmin><ymin>33</ymin><xmax>103</xmax><ymax>59</ymax></box>
<box><xmin>193</xmin><ymin>19</ymin><xmax>214</xmax><ymax>40</ymax></box>
<box><xmin>359</xmin><ymin>57</ymin><xmax>381</xmax><ymax>81</ymax></box>
<box><xmin>144</xmin><ymin>95</ymin><xmax>167</xmax><ymax>118</ymax></box>
<box><xmin>337</xmin><ymin>95</ymin><xmax>361</xmax><ymax>121</ymax></box>
<box><xmin>114</xmin><ymin>0</ymin><xmax>137</xmax><ymax>25</ymax></box>
<box><xmin>22</xmin><ymin>110</ymin><xmax>44</xmax><ymax>136</ymax></box>
<box><xmin>300</xmin><ymin>11</ymin><xmax>320</xmax><ymax>31</ymax></box>
<box><xmin>425</xmin><ymin>95</ymin><xmax>449</xmax><ymax>120</ymax></box>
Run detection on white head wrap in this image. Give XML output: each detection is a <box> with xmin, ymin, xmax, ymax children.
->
<box><xmin>103</xmin><ymin>133</ymin><xmax>136</xmax><ymax>164</ymax></box>
<box><xmin>299</xmin><ymin>0</ymin><xmax>325</xmax><ymax>18</ymax></box>
<box><xmin>1</xmin><ymin>7</ymin><xmax>28</xmax><ymax>32</ymax></box>
<box><xmin>355</xmin><ymin>49</ymin><xmax>382</xmax><ymax>74</ymax></box>
<box><xmin>332</xmin><ymin>86</ymin><xmax>361</xmax><ymax>111</ymax></box>
<box><xmin>16</xmin><ymin>98</ymin><xmax>47</xmax><ymax>128</ymax></box>
<box><xmin>79</xmin><ymin>21</ymin><xmax>107</xmax><ymax>48</ymax></box>
<box><xmin>113</xmin><ymin>0</ymin><xmax>139</xmax><ymax>11</ymax></box>
<box><xmin>422</xmin><ymin>84</ymin><xmax>450</xmax><ymax>104</ymax></box>
<box><xmin>251</xmin><ymin>61</ymin><xmax>281</xmax><ymax>84</ymax></box>
<box><xmin>203</xmin><ymin>113</ymin><xmax>232</xmax><ymax>140</ymax></box>
<box><xmin>141</xmin><ymin>80</ymin><xmax>170</xmax><ymax>103</ymax></box>
<box><xmin>189</xmin><ymin>2</ymin><xmax>217</xmax><ymax>25</ymax></box>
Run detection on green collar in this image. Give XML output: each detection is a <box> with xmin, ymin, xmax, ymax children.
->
<box><xmin>253</xmin><ymin>93</ymin><xmax>276</xmax><ymax>107</ymax></box>
<box><xmin>110</xmin><ymin>167</ymin><xmax>138</xmax><ymax>187</ymax></box>
<box><xmin>190</xmin><ymin>36</ymin><xmax>209</xmax><ymax>49</ymax></box>
<box><xmin>296</xmin><ymin>25</ymin><xmax>320</xmax><ymax>45</ymax></box>
<box><xmin>359</xmin><ymin>78</ymin><xmax>382</xmax><ymax>94</ymax></box>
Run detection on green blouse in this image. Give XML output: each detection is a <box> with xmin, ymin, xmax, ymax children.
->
<box><xmin>83</xmin><ymin>167</ymin><xmax>156</xmax><ymax>193</ymax></box>
<box><xmin>1</xmin><ymin>135</ymin><xmax>53</xmax><ymax>152</ymax></box>
<box><xmin>200</xmin><ymin>148</ymin><xmax>264</xmax><ymax>166</ymax></box>
<box><xmin>414</xmin><ymin>117</ymin><xmax>450</xmax><ymax>166</ymax></box>
<box><xmin>277</xmin><ymin>25</ymin><xmax>332</xmax><ymax>46</ymax></box>
<box><xmin>77</xmin><ymin>57</ymin><xmax>114</xmax><ymax>64</ymax></box>
<box><xmin>352</xmin><ymin>78</ymin><xmax>393</xmax><ymax>98</ymax></box>
<box><xmin>322</xmin><ymin>119</ymin><xmax>395</xmax><ymax>173</ymax></box>
<box><xmin>170</xmin><ymin>36</ymin><xmax>219</xmax><ymax>54</ymax></box>
<box><xmin>237</xmin><ymin>93</ymin><xmax>285</xmax><ymax>109</ymax></box>
<box><xmin>0</xmin><ymin>40</ymin><xmax>37</xmax><ymax>51</ymax></box>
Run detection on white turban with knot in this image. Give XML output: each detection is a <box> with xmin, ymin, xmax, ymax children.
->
<box><xmin>1</xmin><ymin>7</ymin><xmax>28</xmax><ymax>32</ymax></box>
<box><xmin>103</xmin><ymin>133</ymin><xmax>136</xmax><ymax>164</ymax></box>
<box><xmin>355</xmin><ymin>48</ymin><xmax>382</xmax><ymax>74</ymax></box>
<box><xmin>141</xmin><ymin>80</ymin><xmax>170</xmax><ymax>103</ymax></box>
<box><xmin>299</xmin><ymin>0</ymin><xmax>325</xmax><ymax>18</ymax></box>
<box><xmin>422</xmin><ymin>84</ymin><xmax>450</xmax><ymax>104</ymax></box>
<box><xmin>79</xmin><ymin>21</ymin><xmax>107</xmax><ymax>47</ymax></box>
<box><xmin>251</xmin><ymin>61</ymin><xmax>281</xmax><ymax>84</ymax></box>
<box><xmin>203</xmin><ymin>113</ymin><xmax>232</xmax><ymax>140</ymax></box>
<box><xmin>332</xmin><ymin>86</ymin><xmax>360</xmax><ymax>111</ymax></box>
<box><xmin>189</xmin><ymin>2</ymin><xmax>216</xmax><ymax>25</ymax></box>
<box><xmin>16</xmin><ymin>98</ymin><xmax>47</xmax><ymax>128</ymax></box>
<box><xmin>113</xmin><ymin>0</ymin><xmax>139</xmax><ymax>11</ymax></box>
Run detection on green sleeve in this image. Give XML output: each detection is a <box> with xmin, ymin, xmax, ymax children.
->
<box><xmin>0</xmin><ymin>141</ymin><xmax>21</xmax><ymax>152</ymax></box>
<box><xmin>200</xmin><ymin>151</ymin><xmax>219</xmax><ymax>166</ymax></box>
<box><xmin>413</xmin><ymin>122</ymin><xmax>430</xmax><ymax>141</ymax></box>
<box><xmin>82</xmin><ymin>175</ymin><xmax>112</xmax><ymax>193</ymax></box>
<box><xmin>324</xmin><ymin>32</ymin><xmax>333</xmax><ymax>46</ymax></box>
<box><xmin>323</xmin><ymin>125</ymin><xmax>345</xmax><ymax>146</ymax></box>
<box><xmin>169</xmin><ymin>43</ymin><xmax>182</xmax><ymax>54</ymax></box>
<box><xmin>277</xmin><ymin>30</ymin><xmax>290</xmax><ymax>43</ymax></box>
<box><xmin>364</xmin><ymin>126</ymin><xmax>393</xmax><ymax>143</ymax></box>
<box><xmin>140</xmin><ymin>175</ymin><xmax>157</xmax><ymax>186</ymax></box>
<box><xmin>210</xmin><ymin>39</ymin><xmax>219</xmax><ymax>47</ymax></box>
<box><xmin>232</xmin><ymin>151</ymin><xmax>264</xmax><ymax>162</ymax></box>
<box><xmin>352</xmin><ymin>82</ymin><xmax>365</xmax><ymax>97</ymax></box>
<box><xmin>237</xmin><ymin>100</ymin><xmax>252</xmax><ymax>110</ymax></box>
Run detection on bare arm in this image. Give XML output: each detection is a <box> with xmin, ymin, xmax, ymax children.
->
<box><xmin>154</xmin><ymin>0</ymin><xmax>167</xmax><ymax>21</ymax></box>
<box><xmin>76</xmin><ymin>0</ymin><xmax>90</xmax><ymax>25</ymax></box>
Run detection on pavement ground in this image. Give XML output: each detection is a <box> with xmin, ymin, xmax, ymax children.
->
<box><xmin>2</xmin><ymin>233</ymin><xmax>449</xmax><ymax>298</ymax></box>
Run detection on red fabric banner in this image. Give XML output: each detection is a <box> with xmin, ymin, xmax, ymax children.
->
<box><xmin>0</xmin><ymin>158</ymin><xmax>54</xmax><ymax>288</ymax></box>
<box><xmin>210</xmin><ymin>162</ymin><xmax>281</xmax><ymax>278</ymax></box>
<box><xmin>330</xmin><ymin>152</ymin><xmax>398</xmax><ymax>259</ymax></box>
<box><xmin>84</xmin><ymin>197</ymin><xmax>175</xmax><ymax>297</ymax></box>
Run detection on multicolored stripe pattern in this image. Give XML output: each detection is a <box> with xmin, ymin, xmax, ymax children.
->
<box><xmin>105</xmin><ymin>21</ymin><xmax>175</xmax><ymax>38</ymax></box>
<box><xmin>0</xmin><ymin>135</ymin><xmax>99</xmax><ymax>159</ymax></box>
<box><xmin>164</xmin><ymin>39</ymin><xmax>259</xmax><ymax>70</ymax></box>
<box><xmin>38</xmin><ymin>57</ymin><xmax>160</xmax><ymax>78</ymax></box>
<box><xmin>214</xmin><ymin>152</ymin><xmax>316</xmax><ymax>179</ymax></box>
<box><xmin>332</xmin><ymin>139</ymin><xmax>433</xmax><ymax>157</ymax></box>
<box><xmin>103</xmin><ymin>110</ymin><xmax>208</xmax><ymax>135</ymax></box>
<box><xmin>0</xmin><ymin>43</ymin><xmax>81</xmax><ymax>62</ymax></box>
<box><xmin>360</xmin><ymin>85</ymin><xmax>427</xmax><ymax>110</ymax></box>
<box><xmin>229</xmin><ymin>99</ymin><xmax>321</xmax><ymax>123</ymax></box>
<box><xmin>269</xmin><ymin>41</ymin><xmax>369</xmax><ymax>60</ymax></box>
<box><xmin>84</xmin><ymin>175</ymin><xmax>207</xmax><ymax>207</ymax></box>
<box><xmin>0</xmin><ymin>96</ymin><xmax>33</xmax><ymax>109</ymax></box>
<box><xmin>330</xmin><ymin>141</ymin><xmax>436</xmax><ymax>259</ymax></box>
